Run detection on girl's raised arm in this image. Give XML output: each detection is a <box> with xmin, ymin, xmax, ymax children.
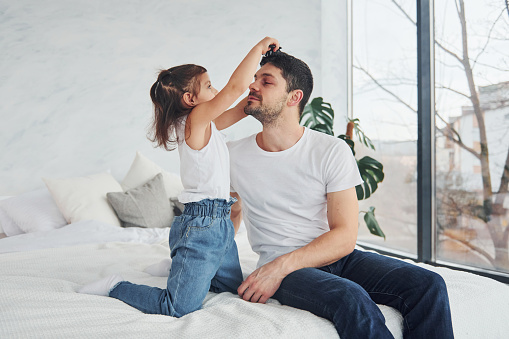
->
<box><xmin>189</xmin><ymin>37</ymin><xmax>279</xmax><ymax>128</ymax></box>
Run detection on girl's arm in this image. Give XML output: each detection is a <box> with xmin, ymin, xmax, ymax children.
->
<box><xmin>213</xmin><ymin>97</ymin><xmax>248</xmax><ymax>131</ymax></box>
<box><xmin>186</xmin><ymin>37</ymin><xmax>278</xmax><ymax>145</ymax></box>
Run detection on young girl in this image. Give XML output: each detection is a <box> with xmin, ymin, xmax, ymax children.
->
<box><xmin>78</xmin><ymin>37</ymin><xmax>279</xmax><ymax>318</ymax></box>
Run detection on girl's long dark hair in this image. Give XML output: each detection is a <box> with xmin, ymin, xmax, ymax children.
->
<box><xmin>148</xmin><ymin>64</ymin><xmax>207</xmax><ymax>151</ymax></box>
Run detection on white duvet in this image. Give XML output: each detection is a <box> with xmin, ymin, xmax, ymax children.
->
<box><xmin>1</xmin><ymin>222</ymin><xmax>508</xmax><ymax>338</ymax></box>
<box><xmin>0</xmin><ymin>220</ymin><xmax>170</xmax><ymax>254</ymax></box>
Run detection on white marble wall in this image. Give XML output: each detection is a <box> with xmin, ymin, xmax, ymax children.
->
<box><xmin>0</xmin><ymin>0</ymin><xmax>348</xmax><ymax>195</ymax></box>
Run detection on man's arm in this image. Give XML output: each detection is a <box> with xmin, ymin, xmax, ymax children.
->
<box><xmin>237</xmin><ymin>187</ymin><xmax>359</xmax><ymax>304</ymax></box>
<box><xmin>230</xmin><ymin>192</ymin><xmax>243</xmax><ymax>234</ymax></box>
<box><xmin>214</xmin><ymin>97</ymin><xmax>248</xmax><ymax>131</ymax></box>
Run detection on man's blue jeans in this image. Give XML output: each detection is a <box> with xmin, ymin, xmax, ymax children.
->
<box><xmin>109</xmin><ymin>198</ymin><xmax>243</xmax><ymax>318</ymax></box>
<box><xmin>273</xmin><ymin>249</ymin><xmax>454</xmax><ymax>339</ymax></box>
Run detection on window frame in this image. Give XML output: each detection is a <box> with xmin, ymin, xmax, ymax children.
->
<box><xmin>349</xmin><ymin>0</ymin><xmax>509</xmax><ymax>284</ymax></box>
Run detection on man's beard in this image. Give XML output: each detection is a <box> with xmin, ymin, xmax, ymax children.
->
<box><xmin>244</xmin><ymin>95</ymin><xmax>286</xmax><ymax>126</ymax></box>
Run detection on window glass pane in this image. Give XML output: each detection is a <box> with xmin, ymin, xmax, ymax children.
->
<box><xmin>435</xmin><ymin>0</ymin><xmax>509</xmax><ymax>274</ymax></box>
<box><xmin>352</xmin><ymin>0</ymin><xmax>418</xmax><ymax>255</ymax></box>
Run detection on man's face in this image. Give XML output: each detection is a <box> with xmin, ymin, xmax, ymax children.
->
<box><xmin>244</xmin><ymin>63</ymin><xmax>289</xmax><ymax>126</ymax></box>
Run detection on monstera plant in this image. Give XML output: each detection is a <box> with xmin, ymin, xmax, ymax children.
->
<box><xmin>300</xmin><ymin>97</ymin><xmax>386</xmax><ymax>239</ymax></box>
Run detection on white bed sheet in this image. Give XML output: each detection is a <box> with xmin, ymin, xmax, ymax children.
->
<box><xmin>1</xmin><ymin>221</ymin><xmax>508</xmax><ymax>338</ymax></box>
<box><xmin>0</xmin><ymin>220</ymin><xmax>169</xmax><ymax>254</ymax></box>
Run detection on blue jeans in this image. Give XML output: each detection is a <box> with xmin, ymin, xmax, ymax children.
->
<box><xmin>273</xmin><ymin>250</ymin><xmax>454</xmax><ymax>339</ymax></box>
<box><xmin>109</xmin><ymin>198</ymin><xmax>243</xmax><ymax>318</ymax></box>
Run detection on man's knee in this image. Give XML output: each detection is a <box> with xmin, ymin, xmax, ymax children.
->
<box><xmin>422</xmin><ymin>270</ymin><xmax>448</xmax><ymax>298</ymax></box>
<box><xmin>402</xmin><ymin>266</ymin><xmax>449</xmax><ymax>307</ymax></box>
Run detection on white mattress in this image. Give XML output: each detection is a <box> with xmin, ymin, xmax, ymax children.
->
<box><xmin>1</xmin><ymin>222</ymin><xmax>508</xmax><ymax>338</ymax></box>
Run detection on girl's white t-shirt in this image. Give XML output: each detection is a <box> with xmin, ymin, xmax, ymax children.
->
<box><xmin>177</xmin><ymin>117</ymin><xmax>231</xmax><ymax>203</ymax></box>
<box><xmin>228</xmin><ymin>127</ymin><xmax>363</xmax><ymax>267</ymax></box>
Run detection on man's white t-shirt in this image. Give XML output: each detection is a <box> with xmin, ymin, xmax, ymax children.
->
<box><xmin>228</xmin><ymin>127</ymin><xmax>363</xmax><ymax>267</ymax></box>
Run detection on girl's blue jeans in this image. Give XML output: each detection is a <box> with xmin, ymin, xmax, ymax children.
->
<box><xmin>273</xmin><ymin>249</ymin><xmax>454</xmax><ymax>339</ymax></box>
<box><xmin>109</xmin><ymin>198</ymin><xmax>243</xmax><ymax>318</ymax></box>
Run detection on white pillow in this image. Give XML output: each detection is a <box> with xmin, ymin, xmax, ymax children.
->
<box><xmin>0</xmin><ymin>189</ymin><xmax>67</xmax><ymax>235</ymax></box>
<box><xmin>0</xmin><ymin>206</ymin><xmax>24</xmax><ymax>236</ymax></box>
<box><xmin>0</xmin><ymin>196</ymin><xmax>13</xmax><ymax>235</ymax></box>
<box><xmin>43</xmin><ymin>172</ymin><xmax>123</xmax><ymax>227</ymax></box>
<box><xmin>122</xmin><ymin>151</ymin><xmax>184</xmax><ymax>199</ymax></box>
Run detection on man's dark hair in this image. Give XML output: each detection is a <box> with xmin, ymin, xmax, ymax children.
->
<box><xmin>260</xmin><ymin>51</ymin><xmax>314</xmax><ymax>115</ymax></box>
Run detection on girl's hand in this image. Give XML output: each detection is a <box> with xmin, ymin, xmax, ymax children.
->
<box><xmin>257</xmin><ymin>37</ymin><xmax>280</xmax><ymax>55</ymax></box>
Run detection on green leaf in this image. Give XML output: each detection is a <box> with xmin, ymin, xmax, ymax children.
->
<box><xmin>355</xmin><ymin>156</ymin><xmax>384</xmax><ymax>200</ymax></box>
<box><xmin>338</xmin><ymin>134</ymin><xmax>355</xmax><ymax>156</ymax></box>
<box><xmin>312</xmin><ymin>124</ymin><xmax>333</xmax><ymax>135</ymax></box>
<box><xmin>348</xmin><ymin>118</ymin><xmax>376</xmax><ymax>150</ymax></box>
<box><xmin>363</xmin><ymin>207</ymin><xmax>385</xmax><ymax>239</ymax></box>
<box><xmin>300</xmin><ymin>97</ymin><xmax>334</xmax><ymax>136</ymax></box>
<box><xmin>355</xmin><ymin>184</ymin><xmax>364</xmax><ymax>200</ymax></box>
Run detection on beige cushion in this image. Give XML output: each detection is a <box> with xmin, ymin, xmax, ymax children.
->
<box><xmin>122</xmin><ymin>151</ymin><xmax>184</xmax><ymax>199</ymax></box>
<box><xmin>43</xmin><ymin>172</ymin><xmax>123</xmax><ymax>226</ymax></box>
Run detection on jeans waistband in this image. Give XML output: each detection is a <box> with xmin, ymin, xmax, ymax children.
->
<box><xmin>183</xmin><ymin>198</ymin><xmax>237</xmax><ymax>218</ymax></box>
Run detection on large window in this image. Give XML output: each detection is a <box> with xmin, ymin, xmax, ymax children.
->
<box><xmin>351</xmin><ymin>0</ymin><xmax>509</xmax><ymax>282</ymax></box>
<box><xmin>435</xmin><ymin>0</ymin><xmax>509</xmax><ymax>275</ymax></box>
<box><xmin>352</xmin><ymin>0</ymin><xmax>418</xmax><ymax>256</ymax></box>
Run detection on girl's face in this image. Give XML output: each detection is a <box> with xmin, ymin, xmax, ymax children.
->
<box><xmin>193</xmin><ymin>72</ymin><xmax>218</xmax><ymax>105</ymax></box>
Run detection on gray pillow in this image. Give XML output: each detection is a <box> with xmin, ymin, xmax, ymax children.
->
<box><xmin>107</xmin><ymin>173</ymin><xmax>172</xmax><ymax>228</ymax></box>
<box><xmin>170</xmin><ymin>197</ymin><xmax>185</xmax><ymax>216</ymax></box>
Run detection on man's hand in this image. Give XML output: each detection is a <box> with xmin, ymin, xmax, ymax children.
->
<box><xmin>238</xmin><ymin>259</ymin><xmax>287</xmax><ymax>304</ymax></box>
<box><xmin>230</xmin><ymin>192</ymin><xmax>242</xmax><ymax>234</ymax></box>
<box><xmin>237</xmin><ymin>188</ymin><xmax>359</xmax><ymax>304</ymax></box>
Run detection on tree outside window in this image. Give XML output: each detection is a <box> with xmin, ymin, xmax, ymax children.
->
<box><xmin>352</xmin><ymin>0</ymin><xmax>509</xmax><ymax>275</ymax></box>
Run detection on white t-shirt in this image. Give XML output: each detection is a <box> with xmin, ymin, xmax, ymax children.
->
<box><xmin>177</xmin><ymin>117</ymin><xmax>231</xmax><ymax>203</ymax></box>
<box><xmin>228</xmin><ymin>127</ymin><xmax>363</xmax><ymax>267</ymax></box>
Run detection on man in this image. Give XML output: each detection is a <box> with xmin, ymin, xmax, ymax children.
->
<box><xmin>227</xmin><ymin>51</ymin><xmax>454</xmax><ymax>338</ymax></box>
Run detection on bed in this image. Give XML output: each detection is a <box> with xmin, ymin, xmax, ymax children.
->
<box><xmin>1</xmin><ymin>152</ymin><xmax>508</xmax><ymax>338</ymax></box>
